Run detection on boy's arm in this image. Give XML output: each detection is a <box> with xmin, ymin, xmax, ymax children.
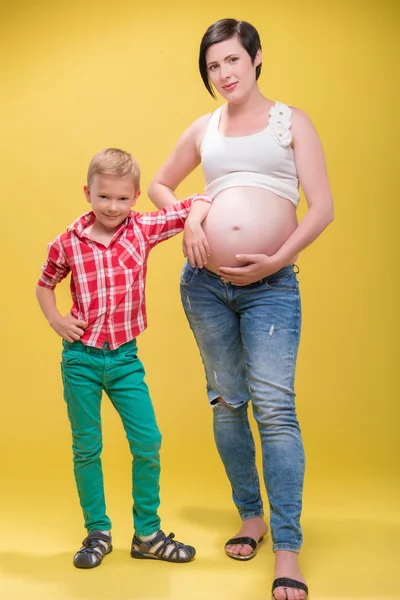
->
<box><xmin>36</xmin><ymin>286</ymin><xmax>87</xmax><ymax>342</ymax></box>
<box><xmin>182</xmin><ymin>200</ymin><xmax>211</xmax><ymax>268</ymax></box>
<box><xmin>136</xmin><ymin>194</ymin><xmax>212</xmax><ymax>265</ymax></box>
<box><xmin>37</xmin><ymin>236</ymin><xmax>87</xmax><ymax>341</ymax></box>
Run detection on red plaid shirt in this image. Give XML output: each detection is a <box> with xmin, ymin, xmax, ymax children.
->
<box><xmin>38</xmin><ymin>194</ymin><xmax>211</xmax><ymax>349</ymax></box>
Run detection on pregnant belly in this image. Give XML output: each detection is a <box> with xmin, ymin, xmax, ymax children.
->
<box><xmin>202</xmin><ymin>187</ymin><xmax>299</xmax><ymax>272</ymax></box>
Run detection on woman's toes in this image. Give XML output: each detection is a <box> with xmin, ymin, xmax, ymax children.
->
<box><xmin>272</xmin><ymin>589</ymin><xmax>287</xmax><ymax>600</ymax></box>
<box><xmin>289</xmin><ymin>589</ymin><xmax>303</xmax><ymax>600</ymax></box>
<box><xmin>273</xmin><ymin>585</ymin><xmax>307</xmax><ymax>600</ymax></box>
<box><xmin>273</xmin><ymin>587</ymin><xmax>306</xmax><ymax>600</ymax></box>
<box><xmin>226</xmin><ymin>542</ymin><xmax>254</xmax><ymax>556</ymax></box>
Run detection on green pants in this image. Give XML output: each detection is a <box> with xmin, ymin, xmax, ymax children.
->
<box><xmin>61</xmin><ymin>339</ymin><xmax>161</xmax><ymax>536</ymax></box>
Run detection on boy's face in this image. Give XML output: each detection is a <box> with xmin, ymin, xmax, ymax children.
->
<box><xmin>84</xmin><ymin>173</ymin><xmax>140</xmax><ymax>231</ymax></box>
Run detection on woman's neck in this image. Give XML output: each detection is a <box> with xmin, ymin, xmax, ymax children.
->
<box><xmin>226</xmin><ymin>87</ymin><xmax>270</xmax><ymax>117</ymax></box>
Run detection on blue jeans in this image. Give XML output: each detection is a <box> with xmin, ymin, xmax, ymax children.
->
<box><xmin>180</xmin><ymin>263</ymin><xmax>304</xmax><ymax>552</ymax></box>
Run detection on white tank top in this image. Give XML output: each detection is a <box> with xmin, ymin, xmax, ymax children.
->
<box><xmin>200</xmin><ymin>101</ymin><xmax>299</xmax><ymax>207</ymax></box>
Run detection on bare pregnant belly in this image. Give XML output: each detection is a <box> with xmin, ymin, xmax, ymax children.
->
<box><xmin>202</xmin><ymin>187</ymin><xmax>299</xmax><ymax>273</ymax></box>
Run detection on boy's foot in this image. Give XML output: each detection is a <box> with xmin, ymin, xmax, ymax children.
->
<box><xmin>131</xmin><ymin>530</ymin><xmax>196</xmax><ymax>563</ymax></box>
<box><xmin>73</xmin><ymin>531</ymin><xmax>112</xmax><ymax>569</ymax></box>
<box><xmin>225</xmin><ymin>517</ymin><xmax>268</xmax><ymax>558</ymax></box>
<box><xmin>272</xmin><ymin>550</ymin><xmax>308</xmax><ymax>600</ymax></box>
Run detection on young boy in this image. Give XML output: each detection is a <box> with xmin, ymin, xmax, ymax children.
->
<box><xmin>36</xmin><ymin>148</ymin><xmax>211</xmax><ymax>568</ymax></box>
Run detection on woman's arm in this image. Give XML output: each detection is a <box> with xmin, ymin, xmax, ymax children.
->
<box><xmin>218</xmin><ymin>108</ymin><xmax>334</xmax><ymax>285</ymax></box>
<box><xmin>272</xmin><ymin>107</ymin><xmax>334</xmax><ymax>266</ymax></box>
<box><xmin>148</xmin><ymin>114</ymin><xmax>211</xmax><ymax>208</ymax></box>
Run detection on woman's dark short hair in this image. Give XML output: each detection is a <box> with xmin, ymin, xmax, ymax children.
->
<box><xmin>199</xmin><ymin>18</ymin><xmax>262</xmax><ymax>98</ymax></box>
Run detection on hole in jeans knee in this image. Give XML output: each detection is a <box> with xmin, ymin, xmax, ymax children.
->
<box><xmin>211</xmin><ymin>396</ymin><xmax>226</xmax><ymax>406</ymax></box>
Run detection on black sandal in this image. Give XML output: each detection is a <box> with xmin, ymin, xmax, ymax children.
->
<box><xmin>272</xmin><ymin>577</ymin><xmax>309</xmax><ymax>599</ymax></box>
<box><xmin>73</xmin><ymin>531</ymin><xmax>112</xmax><ymax>569</ymax></box>
<box><xmin>131</xmin><ymin>530</ymin><xmax>196</xmax><ymax>563</ymax></box>
<box><xmin>224</xmin><ymin>535</ymin><xmax>264</xmax><ymax>561</ymax></box>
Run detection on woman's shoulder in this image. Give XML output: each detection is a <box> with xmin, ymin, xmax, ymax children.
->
<box><xmin>181</xmin><ymin>112</ymin><xmax>215</xmax><ymax>153</ymax></box>
<box><xmin>268</xmin><ymin>101</ymin><xmax>316</xmax><ymax>148</ymax></box>
<box><xmin>192</xmin><ymin>111</ymin><xmax>215</xmax><ymax>134</ymax></box>
<box><xmin>281</xmin><ymin>105</ymin><xmax>321</xmax><ymax>150</ymax></box>
<box><xmin>178</xmin><ymin>112</ymin><xmax>212</xmax><ymax>140</ymax></box>
<box><xmin>289</xmin><ymin>105</ymin><xmax>311</xmax><ymax>122</ymax></box>
<box><xmin>273</xmin><ymin>101</ymin><xmax>309</xmax><ymax>121</ymax></box>
<box><xmin>288</xmin><ymin>106</ymin><xmax>316</xmax><ymax>136</ymax></box>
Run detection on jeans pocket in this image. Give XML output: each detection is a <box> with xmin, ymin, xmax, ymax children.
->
<box><xmin>180</xmin><ymin>263</ymin><xmax>196</xmax><ymax>287</ymax></box>
<box><xmin>265</xmin><ymin>269</ymin><xmax>298</xmax><ymax>292</ymax></box>
<box><xmin>62</xmin><ymin>350</ymin><xmax>84</xmax><ymax>365</ymax></box>
<box><xmin>118</xmin><ymin>350</ymin><xmax>138</xmax><ymax>364</ymax></box>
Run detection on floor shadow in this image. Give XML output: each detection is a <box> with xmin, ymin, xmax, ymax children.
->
<box><xmin>0</xmin><ymin>548</ymin><xmax>179</xmax><ymax>600</ymax></box>
<box><xmin>179</xmin><ymin>505</ymin><xmax>399</xmax><ymax>598</ymax></box>
<box><xmin>0</xmin><ymin>509</ymin><xmax>398</xmax><ymax>599</ymax></box>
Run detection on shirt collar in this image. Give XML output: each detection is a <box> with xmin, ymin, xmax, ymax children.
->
<box><xmin>67</xmin><ymin>211</ymin><xmax>134</xmax><ymax>240</ymax></box>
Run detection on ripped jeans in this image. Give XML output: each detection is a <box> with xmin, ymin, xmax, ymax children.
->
<box><xmin>180</xmin><ymin>262</ymin><xmax>304</xmax><ymax>552</ymax></box>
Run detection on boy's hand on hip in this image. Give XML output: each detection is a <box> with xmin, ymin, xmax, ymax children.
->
<box><xmin>51</xmin><ymin>313</ymin><xmax>87</xmax><ymax>342</ymax></box>
<box><xmin>183</xmin><ymin>220</ymin><xmax>210</xmax><ymax>268</ymax></box>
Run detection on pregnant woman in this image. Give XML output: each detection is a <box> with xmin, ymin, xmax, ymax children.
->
<box><xmin>149</xmin><ymin>18</ymin><xmax>333</xmax><ymax>600</ymax></box>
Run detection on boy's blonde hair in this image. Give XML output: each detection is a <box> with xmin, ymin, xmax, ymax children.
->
<box><xmin>87</xmin><ymin>148</ymin><xmax>141</xmax><ymax>189</ymax></box>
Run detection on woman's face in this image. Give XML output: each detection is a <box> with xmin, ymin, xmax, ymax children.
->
<box><xmin>205</xmin><ymin>36</ymin><xmax>261</xmax><ymax>103</ymax></box>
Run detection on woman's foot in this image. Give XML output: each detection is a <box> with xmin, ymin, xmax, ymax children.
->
<box><xmin>272</xmin><ymin>550</ymin><xmax>308</xmax><ymax>600</ymax></box>
<box><xmin>225</xmin><ymin>516</ymin><xmax>268</xmax><ymax>558</ymax></box>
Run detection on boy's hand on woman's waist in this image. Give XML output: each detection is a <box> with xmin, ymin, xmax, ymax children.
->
<box><xmin>51</xmin><ymin>313</ymin><xmax>87</xmax><ymax>343</ymax></box>
<box><xmin>183</xmin><ymin>220</ymin><xmax>210</xmax><ymax>269</ymax></box>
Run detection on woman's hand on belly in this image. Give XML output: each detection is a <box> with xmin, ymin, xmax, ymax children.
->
<box><xmin>201</xmin><ymin>188</ymin><xmax>298</xmax><ymax>273</ymax></box>
<box><xmin>218</xmin><ymin>253</ymin><xmax>283</xmax><ymax>286</ymax></box>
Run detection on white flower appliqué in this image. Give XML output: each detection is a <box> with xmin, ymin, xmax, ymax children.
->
<box><xmin>267</xmin><ymin>103</ymin><xmax>293</xmax><ymax>147</ymax></box>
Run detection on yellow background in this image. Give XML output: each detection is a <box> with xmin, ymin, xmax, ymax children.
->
<box><xmin>0</xmin><ymin>1</ymin><xmax>398</xmax><ymax>598</ymax></box>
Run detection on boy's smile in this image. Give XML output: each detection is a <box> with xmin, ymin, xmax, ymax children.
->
<box><xmin>84</xmin><ymin>173</ymin><xmax>141</xmax><ymax>233</ymax></box>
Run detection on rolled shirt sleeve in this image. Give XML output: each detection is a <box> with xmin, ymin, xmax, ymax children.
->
<box><xmin>37</xmin><ymin>235</ymin><xmax>70</xmax><ymax>289</ymax></box>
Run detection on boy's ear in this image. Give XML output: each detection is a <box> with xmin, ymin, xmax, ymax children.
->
<box><xmin>83</xmin><ymin>185</ymin><xmax>91</xmax><ymax>204</ymax></box>
<box><xmin>132</xmin><ymin>189</ymin><xmax>141</xmax><ymax>207</ymax></box>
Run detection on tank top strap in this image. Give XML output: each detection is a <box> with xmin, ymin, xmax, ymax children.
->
<box><xmin>200</xmin><ymin>106</ymin><xmax>224</xmax><ymax>154</ymax></box>
<box><xmin>267</xmin><ymin>101</ymin><xmax>293</xmax><ymax>147</ymax></box>
<box><xmin>206</xmin><ymin>105</ymin><xmax>224</xmax><ymax>135</ymax></box>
